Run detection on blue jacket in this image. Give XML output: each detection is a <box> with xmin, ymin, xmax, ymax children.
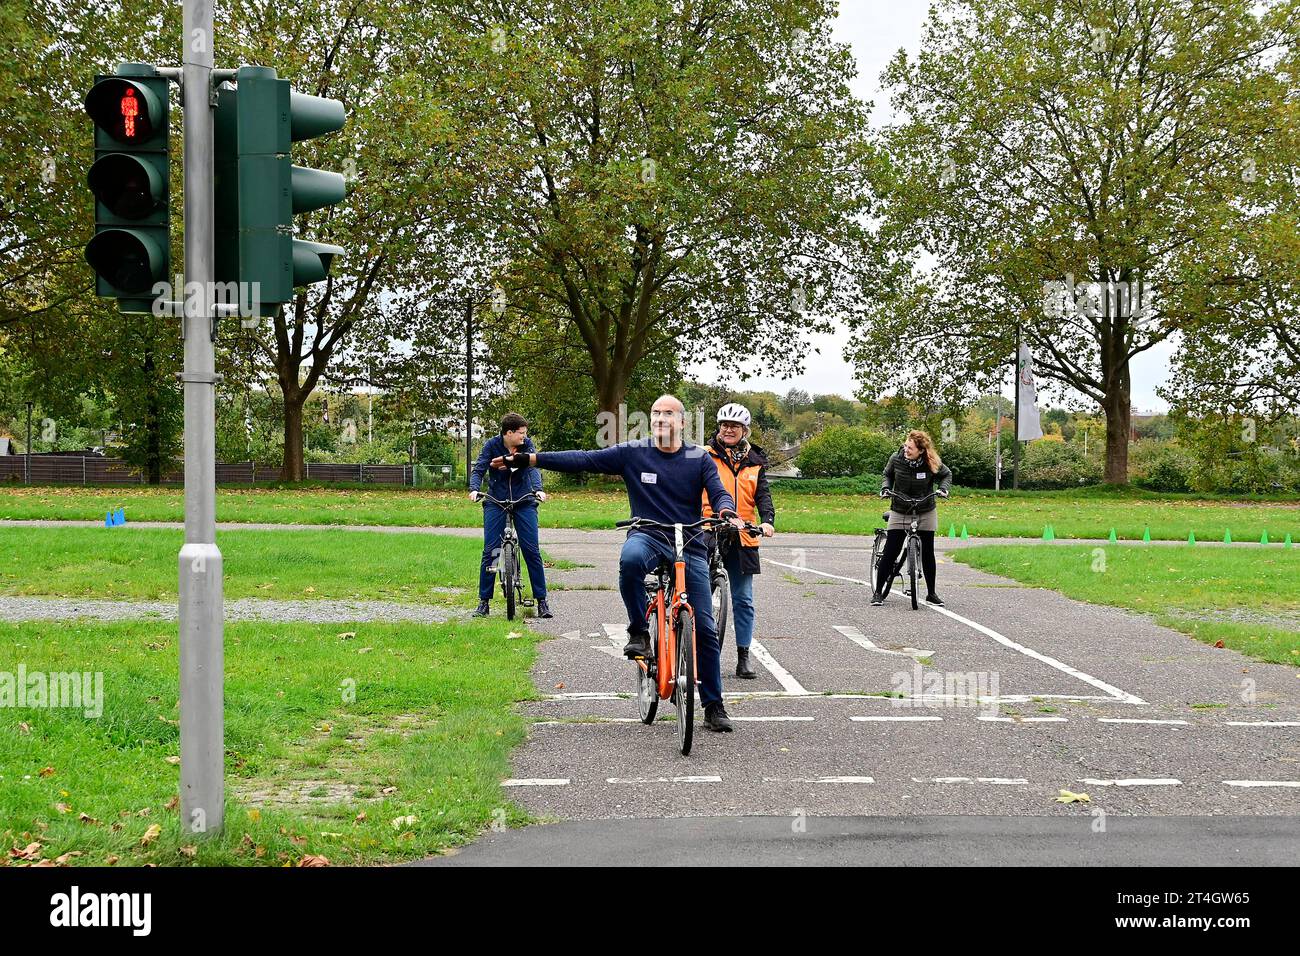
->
<box><xmin>536</xmin><ymin>439</ymin><xmax>735</xmax><ymax>553</ymax></box>
<box><xmin>470</xmin><ymin>435</ymin><xmax>542</xmax><ymax>504</ymax></box>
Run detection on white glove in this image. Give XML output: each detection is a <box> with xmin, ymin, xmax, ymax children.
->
<box><xmin>536</xmin><ymin>491</ymin><xmax>548</xmax><ymax>503</ymax></box>
<box><xmin>468</xmin><ymin>491</ymin><xmax>480</xmax><ymax>502</ymax></box>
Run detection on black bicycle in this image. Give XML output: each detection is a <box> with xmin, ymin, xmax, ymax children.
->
<box><xmin>871</xmin><ymin>491</ymin><xmax>939</xmax><ymax>610</ymax></box>
<box><xmin>707</xmin><ymin>520</ymin><xmax>763</xmax><ymax>642</ymax></box>
<box><xmin>479</xmin><ymin>492</ymin><xmax>539</xmax><ymax>620</ymax></box>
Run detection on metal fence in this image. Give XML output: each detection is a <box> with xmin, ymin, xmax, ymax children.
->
<box><xmin>0</xmin><ymin>456</ymin><xmax>414</xmax><ymax>486</ymax></box>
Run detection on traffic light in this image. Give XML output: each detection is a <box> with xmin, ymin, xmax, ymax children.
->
<box><xmin>84</xmin><ymin>63</ymin><xmax>171</xmax><ymax>314</ymax></box>
<box><xmin>215</xmin><ymin>65</ymin><xmax>346</xmax><ymax>316</ymax></box>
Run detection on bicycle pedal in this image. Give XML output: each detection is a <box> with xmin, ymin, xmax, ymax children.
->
<box><xmin>521</xmin><ymin>599</ymin><xmax>535</xmax><ymax>607</ymax></box>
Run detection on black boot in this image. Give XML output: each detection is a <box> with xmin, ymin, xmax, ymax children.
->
<box><xmin>703</xmin><ymin>702</ymin><xmax>734</xmax><ymax>732</ymax></box>
<box><xmin>536</xmin><ymin>598</ymin><xmax>553</xmax><ymax>619</ymax></box>
<box><xmin>735</xmin><ymin>647</ymin><xmax>757</xmax><ymax>679</ymax></box>
<box><xmin>622</xmin><ymin>629</ymin><xmax>650</xmax><ymax>659</ymax></box>
<box><xmin>870</xmin><ymin>590</ymin><xmax>884</xmax><ymax>606</ymax></box>
<box><xmin>473</xmin><ymin>600</ymin><xmax>490</xmax><ymax>617</ymax></box>
<box><xmin>925</xmin><ymin>592</ymin><xmax>945</xmax><ymax>606</ymax></box>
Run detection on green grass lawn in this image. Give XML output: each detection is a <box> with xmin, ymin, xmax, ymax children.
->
<box><xmin>2</xmin><ymin>482</ymin><xmax>1297</xmax><ymax>540</ymax></box>
<box><xmin>0</xmin><ymin>526</ymin><xmax>568</xmax><ymax>607</ymax></box>
<box><xmin>0</xmin><ymin>617</ymin><xmax>541</xmax><ymax>866</ymax></box>
<box><xmin>954</xmin><ymin>544</ymin><xmax>1300</xmax><ymax>664</ymax></box>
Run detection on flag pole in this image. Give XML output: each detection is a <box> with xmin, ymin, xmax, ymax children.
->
<box><xmin>1012</xmin><ymin>323</ymin><xmax>1021</xmax><ymax>490</ymax></box>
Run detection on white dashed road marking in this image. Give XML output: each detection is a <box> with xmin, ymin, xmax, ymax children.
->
<box><xmin>1098</xmin><ymin>718</ymin><xmax>1189</xmax><ymax>726</ymax></box>
<box><xmin>1079</xmin><ymin>778</ymin><xmax>1182</xmax><ymax>787</ymax></box>
<box><xmin>914</xmin><ymin>777</ymin><xmax>1029</xmax><ymax>785</ymax></box>
<box><xmin>851</xmin><ymin>715</ymin><xmax>943</xmax><ymax>722</ymax></box>
<box><xmin>747</xmin><ymin>639</ymin><xmax>807</xmax><ymax>694</ymax></box>
<box><xmin>832</xmin><ymin>624</ymin><xmax>933</xmax><ymax>659</ymax></box>
<box><xmin>502</xmin><ymin>778</ymin><xmax>570</xmax><ymax>787</ymax></box>
<box><xmin>1222</xmin><ymin>780</ymin><xmax>1300</xmax><ymax>788</ymax></box>
<box><xmin>606</xmin><ymin>776</ymin><xmax>722</xmax><ymax>784</ymax></box>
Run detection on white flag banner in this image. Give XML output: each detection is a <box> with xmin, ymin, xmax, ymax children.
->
<box><xmin>1017</xmin><ymin>343</ymin><xmax>1044</xmax><ymax>441</ymax></box>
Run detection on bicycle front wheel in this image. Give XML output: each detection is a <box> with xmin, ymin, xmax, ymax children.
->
<box><xmin>501</xmin><ymin>541</ymin><xmax>518</xmax><ymax>620</ymax></box>
<box><xmin>674</xmin><ymin>608</ymin><xmax>695</xmax><ymax>756</ymax></box>
<box><xmin>907</xmin><ymin>535</ymin><xmax>920</xmax><ymax>610</ymax></box>
<box><xmin>712</xmin><ymin>568</ymin><xmax>730</xmax><ymax>644</ymax></box>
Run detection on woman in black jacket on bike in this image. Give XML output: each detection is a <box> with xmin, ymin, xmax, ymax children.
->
<box><xmin>872</xmin><ymin>429</ymin><xmax>952</xmax><ymax>607</ymax></box>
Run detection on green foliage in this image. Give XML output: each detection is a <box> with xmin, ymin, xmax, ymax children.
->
<box><xmin>797</xmin><ymin>426</ymin><xmax>898</xmax><ymax>478</ymax></box>
<box><xmin>1018</xmin><ymin>440</ymin><xmax>1103</xmax><ymax>490</ymax></box>
<box><xmin>1130</xmin><ymin>441</ymin><xmax>1194</xmax><ymax>493</ymax></box>
<box><xmin>939</xmin><ymin>430</ymin><xmax>996</xmax><ymax>488</ymax></box>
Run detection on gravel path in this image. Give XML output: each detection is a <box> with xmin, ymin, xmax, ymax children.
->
<box><xmin>0</xmin><ymin>596</ymin><xmax>465</xmax><ymax>624</ymax></box>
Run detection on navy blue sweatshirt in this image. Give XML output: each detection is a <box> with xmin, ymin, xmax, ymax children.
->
<box><xmin>535</xmin><ymin>440</ymin><xmax>735</xmax><ymax>553</ymax></box>
<box><xmin>470</xmin><ymin>435</ymin><xmax>542</xmax><ymax>502</ymax></box>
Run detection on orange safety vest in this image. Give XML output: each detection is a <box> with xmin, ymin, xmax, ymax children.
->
<box><xmin>701</xmin><ymin>443</ymin><xmax>763</xmax><ymax>548</ymax></box>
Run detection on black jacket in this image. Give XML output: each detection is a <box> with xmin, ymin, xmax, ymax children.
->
<box><xmin>881</xmin><ymin>449</ymin><xmax>952</xmax><ymax>514</ymax></box>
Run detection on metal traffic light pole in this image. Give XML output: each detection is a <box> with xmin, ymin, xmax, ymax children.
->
<box><xmin>178</xmin><ymin>0</ymin><xmax>224</xmax><ymax>838</ymax></box>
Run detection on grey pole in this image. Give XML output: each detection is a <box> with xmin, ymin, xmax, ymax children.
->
<box><xmin>1012</xmin><ymin>323</ymin><xmax>1021</xmax><ymax>490</ymax></box>
<box><xmin>178</xmin><ymin>0</ymin><xmax>224</xmax><ymax>838</ymax></box>
<box><xmin>465</xmin><ymin>297</ymin><xmax>473</xmax><ymax>488</ymax></box>
<box><xmin>24</xmin><ymin>401</ymin><xmax>32</xmax><ymax>484</ymax></box>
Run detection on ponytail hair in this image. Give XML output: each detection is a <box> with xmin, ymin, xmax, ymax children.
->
<box><xmin>908</xmin><ymin>429</ymin><xmax>942</xmax><ymax>473</ymax></box>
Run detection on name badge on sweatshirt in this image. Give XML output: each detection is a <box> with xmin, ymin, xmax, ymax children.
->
<box><xmin>640</xmin><ymin>472</ymin><xmax>657</xmax><ymax>484</ymax></box>
<box><xmin>916</xmin><ymin>472</ymin><xmax>927</xmax><ymax>479</ymax></box>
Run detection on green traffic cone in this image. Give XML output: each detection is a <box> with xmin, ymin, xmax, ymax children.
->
<box><xmin>948</xmin><ymin>523</ymin><xmax>956</xmax><ymax>538</ymax></box>
<box><xmin>1142</xmin><ymin>526</ymin><xmax>1151</xmax><ymax>543</ymax></box>
<box><xmin>1187</xmin><ymin>531</ymin><xmax>1196</xmax><ymax>546</ymax></box>
<box><xmin>1042</xmin><ymin>524</ymin><xmax>1053</xmax><ymax>541</ymax></box>
<box><xmin>1108</xmin><ymin>527</ymin><xmax>1118</xmax><ymax>543</ymax></box>
<box><xmin>1224</xmin><ymin>528</ymin><xmax>1232</xmax><ymax>544</ymax></box>
<box><xmin>1285</xmin><ymin>533</ymin><xmax>1293</xmax><ymax>548</ymax></box>
<box><xmin>961</xmin><ymin>524</ymin><xmax>970</xmax><ymax>540</ymax></box>
<box><xmin>1261</xmin><ymin>530</ymin><xmax>1269</xmax><ymax>545</ymax></box>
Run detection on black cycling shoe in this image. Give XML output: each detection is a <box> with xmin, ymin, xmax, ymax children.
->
<box><xmin>703</xmin><ymin>702</ymin><xmax>734</xmax><ymax>732</ymax></box>
<box><xmin>870</xmin><ymin>590</ymin><xmax>884</xmax><ymax>606</ymax></box>
<box><xmin>536</xmin><ymin>599</ymin><xmax>553</xmax><ymax>619</ymax></box>
<box><xmin>622</xmin><ymin>630</ymin><xmax>650</xmax><ymax>659</ymax></box>
<box><xmin>735</xmin><ymin>647</ymin><xmax>757</xmax><ymax>679</ymax></box>
<box><xmin>472</xmin><ymin>600</ymin><xmax>490</xmax><ymax>617</ymax></box>
<box><xmin>925</xmin><ymin>593</ymin><xmax>945</xmax><ymax>606</ymax></box>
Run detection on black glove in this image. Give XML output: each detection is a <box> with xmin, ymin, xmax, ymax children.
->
<box><xmin>503</xmin><ymin>452</ymin><xmax>531</xmax><ymax>470</ymax></box>
<box><xmin>880</xmin><ymin>489</ymin><xmax>891</xmax><ymax>499</ymax></box>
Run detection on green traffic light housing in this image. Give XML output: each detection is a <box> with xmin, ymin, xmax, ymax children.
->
<box><xmin>84</xmin><ymin>64</ymin><xmax>171</xmax><ymax>313</ymax></box>
<box><xmin>215</xmin><ymin>65</ymin><xmax>347</xmax><ymax>316</ymax></box>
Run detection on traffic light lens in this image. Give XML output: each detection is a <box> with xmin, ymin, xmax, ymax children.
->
<box><xmin>85</xmin><ymin>79</ymin><xmax>157</xmax><ymax>143</ymax></box>
<box><xmin>85</xmin><ymin>230</ymin><xmax>163</xmax><ymax>293</ymax></box>
<box><xmin>87</xmin><ymin>154</ymin><xmax>162</xmax><ymax>219</ymax></box>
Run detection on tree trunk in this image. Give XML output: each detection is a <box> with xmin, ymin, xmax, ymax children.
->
<box><xmin>143</xmin><ymin>348</ymin><xmax>162</xmax><ymax>485</ymax></box>
<box><xmin>595</xmin><ymin>366</ymin><xmax>628</xmax><ymax>423</ymax></box>
<box><xmin>1102</xmin><ymin>388</ymin><xmax>1131</xmax><ymax>485</ymax></box>
<box><xmin>281</xmin><ymin>383</ymin><xmax>306</xmax><ymax>481</ymax></box>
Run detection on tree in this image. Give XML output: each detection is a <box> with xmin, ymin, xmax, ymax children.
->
<box><xmin>851</xmin><ymin>0</ymin><xmax>1296</xmax><ymax>483</ymax></box>
<box><xmin>437</xmin><ymin>0</ymin><xmax>876</xmax><ymax>418</ymax></box>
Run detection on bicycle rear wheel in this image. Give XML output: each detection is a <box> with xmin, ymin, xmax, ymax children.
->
<box><xmin>674</xmin><ymin>608</ymin><xmax>695</xmax><ymax>756</ymax></box>
<box><xmin>872</xmin><ymin>530</ymin><xmax>892</xmax><ymax>598</ymax></box>
<box><xmin>637</xmin><ymin>607</ymin><xmax>660</xmax><ymax>724</ymax></box>
<box><xmin>501</xmin><ymin>540</ymin><xmax>518</xmax><ymax>620</ymax></box>
<box><xmin>907</xmin><ymin>535</ymin><xmax>920</xmax><ymax>610</ymax></box>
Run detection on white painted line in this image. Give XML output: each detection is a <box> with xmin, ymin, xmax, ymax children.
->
<box><xmin>1226</xmin><ymin>721</ymin><xmax>1300</xmax><ymax>727</ymax></box>
<box><xmin>531</xmin><ymin>718</ymin><xmax>641</xmax><ymax>725</ymax></box>
<box><xmin>767</xmin><ymin>557</ymin><xmax>1147</xmax><ymax>706</ymax></box>
<box><xmin>605</xmin><ymin>776</ymin><xmax>722</xmax><ymax>784</ymax></box>
<box><xmin>545</xmin><ymin>692</ymin><xmax>626</xmax><ymax>700</ymax></box>
<box><xmin>502</xmin><ymin>778</ymin><xmax>570</xmax><ymax>787</ymax></box>
<box><xmin>561</xmin><ymin>630</ymin><xmax>582</xmax><ymax>641</ymax></box>
<box><xmin>978</xmin><ymin>715</ymin><xmax>1069</xmax><ymax>723</ymax></box>
<box><xmin>925</xmin><ymin>604</ymin><xmax>1148</xmax><ymax>706</ymax></box>
<box><xmin>833</xmin><ymin>624</ymin><xmax>933</xmax><ymax>658</ymax></box>
<box><xmin>732</xmin><ymin>715</ymin><xmax>815</xmax><ymax>722</ymax></box>
<box><xmin>764</xmin><ymin>776</ymin><xmax>874</xmax><ymax>784</ymax></box>
<box><xmin>914</xmin><ymin>777</ymin><xmax>1028</xmax><ymax>785</ymax></box>
<box><xmin>541</xmin><ymin>690</ymin><xmax>1132</xmax><ymax>703</ymax></box>
<box><xmin>601</xmin><ymin>622</ymin><xmax>630</xmax><ymax>653</ymax></box>
<box><xmin>591</xmin><ymin>645</ymin><xmax>623</xmax><ymax>658</ymax></box>
<box><xmin>1223</xmin><ymin>780</ymin><xmax>1300</xmax><ymax>788</ymax></box>
<box><xmin>748</xmin><ymin>639</ymin><xmax>808</xmax><ymax>694</ymax></box>
<box><xmin>1078</xmin><ymin>778</ymin><xmax>1181</xmax><ymax>787</ymax></box>
<box><xmin>851</xmin><ymin>715</ymin><xmax>943</xmax><ymax>722</ymax></box>
<box><xmin>1098</xmin><ymin>718</ymin><xmax>1189</xmax><ymax>726</ymax></box>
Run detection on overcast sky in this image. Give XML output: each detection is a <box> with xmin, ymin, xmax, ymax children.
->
<box><xmin>691</xmin><ymin>0</ymin><xmax>1174</xmax><ymax>414</ymax></box>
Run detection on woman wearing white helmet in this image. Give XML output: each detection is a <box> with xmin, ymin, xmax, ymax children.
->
<box><xmin>701</xmin><ymin>402</ymin><xmax>776</xmax><ymax>679</ymax></box>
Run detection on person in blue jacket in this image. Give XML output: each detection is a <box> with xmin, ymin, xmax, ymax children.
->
<box><xmin>490</xmin><ymin>394</ymin><xmax>744</xmax><ymax>733</ymax></box>
<box><xmin>469</xmin><ymin>412</ymin><xmax>551</xmax><ymax>618</ymax></box>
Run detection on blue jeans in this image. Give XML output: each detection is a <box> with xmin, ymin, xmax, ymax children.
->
<box><xmin>479</xmin><ymin>503</ymin><xmax>547</xmax><ymax>602</ymax></box>
<box><xmin>721</xmin><ymin>545</ymin><xmax>755</xmax><ymax>649</ymax></box>
<box><xmin>617</xmin><ymin>532</ymin><xmax>723</xmax><ymax>707</ymax></box>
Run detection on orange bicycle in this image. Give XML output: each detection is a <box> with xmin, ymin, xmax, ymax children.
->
<box><xmin>615</xmin><ymin>515</ymin><xmax>731</xmax><ymax>756</ymax></box>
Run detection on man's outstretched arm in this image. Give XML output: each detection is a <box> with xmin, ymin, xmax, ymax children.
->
<box><xmin>493</xmin><ymin>444</ymin><xmax>626</xmax><ymax>476</ymax></box>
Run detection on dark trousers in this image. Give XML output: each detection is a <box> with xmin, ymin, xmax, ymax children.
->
<box><xmin>479</xmin><ymin>503</ymin><xmax>547</xmax><ymax>602</ymax></box>
<box><xmin>617</xmin><ymin>533</ymin><xmax>723</xmax><ymax>707</ymax></box>
<box><xmin>874</xmin><ymin>529</ymin><xmax>937</xmax><ymax>595</ymax></box>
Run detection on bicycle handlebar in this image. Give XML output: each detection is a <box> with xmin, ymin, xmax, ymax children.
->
<box><xmin>882</xmin><ymin>490</ymin><xmax>943</xmax><ymax>504</ymax></box>
<box><xmin>477</xmin><ymin>492</ymin><xmax>539</xmax><ymax>508</ymax></box>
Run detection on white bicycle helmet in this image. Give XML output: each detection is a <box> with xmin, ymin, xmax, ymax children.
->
<box><xmin>716</xmin><ymin>403</ymin><xmax>751</xmax><ymax>428</ymax></box>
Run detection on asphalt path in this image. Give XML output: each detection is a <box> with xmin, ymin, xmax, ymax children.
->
<box><xmin>430</xmin><ymin>526</ymin><xmax>1300</xmax><ymax>865</ymax></box>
